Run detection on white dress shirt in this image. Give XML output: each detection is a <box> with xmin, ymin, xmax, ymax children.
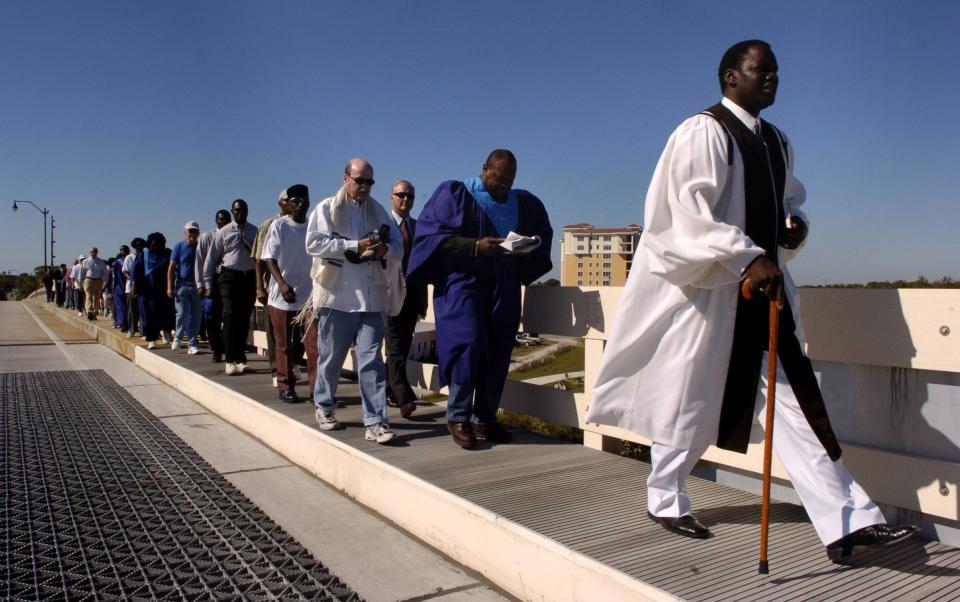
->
<box><xmin>203</xmin><ymin>221</ymin><xmax>258</xmax><ymax>288</ymax></box>
<box><xmin>81</xmin><ymin>256</ymin><xmax>109</xmax><ymax>280</ymax></box>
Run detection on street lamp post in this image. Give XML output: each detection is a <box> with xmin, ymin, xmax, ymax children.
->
<box><xmin>11</xmin><ymin>200</ymin><xmax>53</xmax><ymax>270</ymax></box>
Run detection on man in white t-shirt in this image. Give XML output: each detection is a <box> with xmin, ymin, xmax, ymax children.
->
<box><xmin>262</xmin><ymin>184</ymin><xmax>316</xmax><ymax>403</ymax></box>
<box><xmin>71</xmin><ymin>256</ymin><xmax>85</xmax><ymax>317</ymax></box>
<box><xmin>123</xmin><ymin>238</ymin><xmax>146</xmax><ymax>337</ymax></box>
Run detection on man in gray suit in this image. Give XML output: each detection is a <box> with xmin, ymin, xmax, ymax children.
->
<box><xmin>385</xmin><ymin>180</ymin><xmax>428</xmax><ymax>418</ymax></box>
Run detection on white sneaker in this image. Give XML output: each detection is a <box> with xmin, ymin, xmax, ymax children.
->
<box><xmin>147</xmin><ymin>341</ymin><xmax>157</xmax><ymax>350</ymax></box>
<box><xmin>225</xmin><ymin>362</ymin><xmax>238</xmax><ymax>376</ymax></box>
<box><xmin>187</xmin><ymin>346</ymin><xmax>199</xmax><ymax>355</ymax></box>
<box><xmin>292</xmin><ymin>366</ymin><xmax>304</xmax><ymax>382</ymax></box>
<box><xmin>161</xmin><ymin>332</ymin><xmax>170</xmax><ymax>344</ymax></box>
<box><xmin>365</xmin><ymin>423</ymin><xmax>396</xmax><ymax>444</ymax></box>
<box><xmin>236</xmin><ymin>362</ymin><xmax>247</xmax><ymax>374</ymax></box>
<box><xmin>171</xmin><ymin>339</ymin><xmax>181</xmax><ymax>351</ymax></box>
<box><xmin>315</xmin><ymin>409</ymin><xmax>340</xmax><ymax>430</ymax></box>
<box><xmin>272</xmin><ymin>376</ymin><xmax>278</xmax><ymax>388</ymax></box>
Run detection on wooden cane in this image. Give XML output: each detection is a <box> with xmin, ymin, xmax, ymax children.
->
<box><xmin>741</xmin><ymin>278</ymin><xmax>783</xmax><ymax>575</ymax></box>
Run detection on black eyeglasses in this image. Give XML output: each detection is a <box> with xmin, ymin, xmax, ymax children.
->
<box><xmin>350</xmin><ymin>177</ymin><xmax>375</xmax><ymax>186</ymax></box>
<box><xmin>287</xmin><ymin>196</ymin><xmax>309</xmax><ymax>204</ymax></box>
<box><xmin>392</xmin><ymin>192</ymin><xmax>414</xmax><ymax>200</ymax></box>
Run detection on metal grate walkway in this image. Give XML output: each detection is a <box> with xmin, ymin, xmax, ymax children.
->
<box><xmin>1</xmin><ymin>370</ymin><xmax>360</xmax><ymax>601</ymax></box>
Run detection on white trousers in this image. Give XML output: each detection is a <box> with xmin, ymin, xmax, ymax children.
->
<box><xmin>647</xmin><ymin>352</ymin><xmax>885</xmax><ymax>545</ymax></box>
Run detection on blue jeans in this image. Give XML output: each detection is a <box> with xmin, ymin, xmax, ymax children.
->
<box><xmin>446</xmin><ymin>380</ymin><xmax>506</xmax><ymax>424</ymax></box>
<box><xmin>313</xmin><ymin>308</ymin><xmax>388</xmax><ymax>426</ymax></box>
<box><xmin>174</xmin><ymin>284</ymin><xmax>201</xmax><ymax>348</ymax></box>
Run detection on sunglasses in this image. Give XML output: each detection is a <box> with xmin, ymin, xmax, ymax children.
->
<box><xmin>350</xmin><ymin>177</ymin><xmax>375</xmax><ymax>186</ymax></box>
<box><xmin>392</xmin><ymin>192</ymin><xmax>414</xmax><ymax>200</ymax></box>
<box><xmin>287</xmin><ymin>196</ymin><xmax>309</xmax><ymax>204</ymax></box>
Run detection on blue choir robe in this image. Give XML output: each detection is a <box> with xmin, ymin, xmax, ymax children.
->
<box><xmin>112</xmin><ymin>258</ymin><xmax>127</xmax><ymax>329</ymax></box>
<box><xmin>406</xmin><ymin>180</ymin><xmax>552</xmax><ymax>389</ymax></box>
<box><xmin>133</xmin><ymin>250</ymin><xmax>175</xmax><ymax>340</ymax></box>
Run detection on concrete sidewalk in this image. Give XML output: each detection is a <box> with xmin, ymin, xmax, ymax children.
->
<box><xmin>8</xmin><ymin>300</ymin><xmax>511</xmax><ymax>602</ymax></box>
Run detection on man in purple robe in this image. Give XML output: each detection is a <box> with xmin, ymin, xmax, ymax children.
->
<box><xmin>406</xmin><ymin>149</ymin><xmax>552</xmax><ymax>449</ymax></box>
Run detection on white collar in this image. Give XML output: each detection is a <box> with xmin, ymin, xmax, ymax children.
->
<box><xmin>721</xmin><ymin>97</ymin><xmax>760</xmax><ymax>131</ymax></box>
<box><xmin>391</xmin><ymin>209</ymin><xmax>408</xmax><ymax>225</ymax></box>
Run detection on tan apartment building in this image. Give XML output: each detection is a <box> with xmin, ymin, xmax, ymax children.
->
<box><xmin>559</xmin><ymin>223</ymin><xmax>643</xmax><ymax>286</ymax></box>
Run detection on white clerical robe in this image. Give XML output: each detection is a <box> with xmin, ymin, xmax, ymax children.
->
<box><xmin>586</xmin><ymin>99</ymin><xmax>807</xmax><ymax>453</ymax></box>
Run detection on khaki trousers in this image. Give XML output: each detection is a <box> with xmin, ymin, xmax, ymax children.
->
<box><xmin>83</xmin><ymin>278</ymin><xmax>104</xmax><ymax>315</ymax></box>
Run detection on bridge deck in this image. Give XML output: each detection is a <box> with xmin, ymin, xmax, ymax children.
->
<box><xmin>153</xmin><ymin>344</ymin><xmax>960</xmax><ymax>601</ymax></box>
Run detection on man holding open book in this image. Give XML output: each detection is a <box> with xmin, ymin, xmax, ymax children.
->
<box><xmin>406</xmin><ymin>149</ymin><xmax>553</xmax><ymax>449</ymax></box>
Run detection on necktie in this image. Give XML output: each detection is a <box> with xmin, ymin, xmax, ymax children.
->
<box><xmin>400</xmin><ymin>219</ymin><xmax>411</xmax><ymax>254</ymax></box>
<box><xmin>754</xmin><ymin>120</ymin><xmax>762</xmax><ymax>137</ymax></box>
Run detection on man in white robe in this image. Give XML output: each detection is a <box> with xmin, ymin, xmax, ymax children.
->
<box><xmin>587</xmin><ymin>40</ymin><xmax>917</xmax><ymax>561</ymax></box>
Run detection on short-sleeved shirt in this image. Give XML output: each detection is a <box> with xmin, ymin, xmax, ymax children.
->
<box><xmin>261</xmin><ymin>216</ymin><xmax>312</xmax><ymax>312</ymax></box>
<box><xmin>170</xmin><ymin>240</ymin><xmax>197</xmax><ymax>286</ymax></box>
<box><xmin>122</xmin><ymin>254</ymin><xmax>137</xmax><ymax>293</ymax></box>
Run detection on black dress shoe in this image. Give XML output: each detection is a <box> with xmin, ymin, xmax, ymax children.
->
<box><xmin>647</xmin><ymin>512</ymin><xmax>712</xmax><ymax>539</ymax></box>
<box><xmin>447</xmin><ymin>421</ymin><xmax>477</xmax><ymax>449</ymax></box>
<box><xmin>826</xmin><ymin>524</ymin><xmax>919</xmax><ymax>561</ymax></box>
<box><xmin>474</xmin><ymin>422</ymin><xmax>514</xmax><ymax>444</ymax></box>
<box><xmin>399</xmin><ymin>401</ymin><xmax>417</xmax><ymax>418</ymax></box>
<box><xmin>278</xmin><ymin>390</ymin><xmax>301</xmax><ymax>404</ymax></box>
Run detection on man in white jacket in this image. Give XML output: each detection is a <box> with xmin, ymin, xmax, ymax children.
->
<box><xmin>587</xmin><ymin>40</ymin><xmax>916</xmax><ymax>562</ymax></box>
<box><xmin>305</xmin><ymin>158</ymin><xmax>403</xmax><ymax>445</ymax></box>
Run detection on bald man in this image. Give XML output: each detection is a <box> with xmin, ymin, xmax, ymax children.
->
<box><xmin>305</xmin><ymin>158</ymin><xmax>404</xmax><ymax>445</ymax></box>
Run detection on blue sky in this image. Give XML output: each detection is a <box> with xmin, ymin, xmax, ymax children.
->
<box><xmin>1</xmin><ymin>0</ymin><xmax>957</xmax><ymax>285</ymax></box>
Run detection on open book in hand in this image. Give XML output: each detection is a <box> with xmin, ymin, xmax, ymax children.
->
<box><xmin>499</xmin><ymin>231</ymin><xmax>541</xmax><ymax>254</ymax></box>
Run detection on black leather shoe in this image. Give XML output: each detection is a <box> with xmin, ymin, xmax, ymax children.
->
<box><xmin>826</xmin><ymin>524</ymin><xmax>919</xmax><ymax>561</ymax></box>
<box><xmin>474</xmin><ymin>422</ymin><xmax>514</xmax><ymax>444</ymax></box>
<box><xmin>647</xmin><ymin>512</ymin><xmax>712</xmax><ymax>539</ymax></box>
<box><xmin>279</xmin><ymin>390</ymin><xmax>301</xmax><ymax>404</ymax></box>
<box><xmin>386</xmin><ymin>394</ymin><xmax>400</xmax><ymax>408</ymax></box>
<box><xmin>447</xmin><ymin>421</ymin><xmax>477</xmax><ymax>449</ymax></box>
<box><xmin>212</xmin><ymin>353</ymin><xmax>223</xmax><ymax>363</ymax></box>
<box><xmin>399</xmin><ymin>401</ymin><xmax>417</xmax><ymax>418</ymax></box>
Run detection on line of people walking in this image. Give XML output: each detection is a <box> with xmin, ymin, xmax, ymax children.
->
<box><xmin>45</xmin><ymin>149</ymin><xmax>554</xmax><ymax>450</ymax></box>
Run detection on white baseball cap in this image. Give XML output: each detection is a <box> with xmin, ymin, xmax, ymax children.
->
<box><xmin>184</xmin><ymin>221</ymin><xmax>200</xmax><ymax>230</ymax></box>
